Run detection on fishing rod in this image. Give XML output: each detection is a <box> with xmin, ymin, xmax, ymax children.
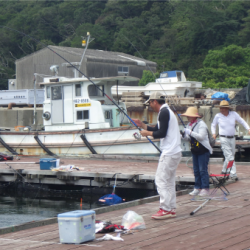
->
<box><xmin>0</xmin><ymin>26</ymin><xmax>161</xmax><ymax>153</ymax></box>
<box><xmin>123</xmin><ymin>35</ymin><xmax>187</xmax><ymax>128</ymax></box>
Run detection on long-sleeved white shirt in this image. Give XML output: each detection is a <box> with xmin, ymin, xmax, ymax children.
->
<box><xmin>182</xmin><ymin>119</ymin><xmax>213</xmax><ymax>154</ymax></box>
<box><xmin>211</xmin><ymin>111</ymin><xmax>250</xmax><ymax>136</ymax></box>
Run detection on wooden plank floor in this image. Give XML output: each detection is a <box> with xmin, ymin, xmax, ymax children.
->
<box><xmin>0</xmin><ymin>156</ymin><xmax>225</xmax><ymax>183</ymax></box>
<box><xmin>0</xmin><ymin>163</ymin><xmax>250</xmax><ymax>249</ymax></box>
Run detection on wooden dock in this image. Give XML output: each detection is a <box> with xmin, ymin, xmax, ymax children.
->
<box><xmin>0</xmin><ymin>155</ymin><xmax>224</xmax><ymax>189</ymax></box>
<box><xmin>0</xmin><ymin>160</ymin><xmax>250</xmax><ymax>249</ymax></box>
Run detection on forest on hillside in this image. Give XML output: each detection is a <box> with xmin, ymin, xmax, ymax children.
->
<box><xmin>1</xmin><ymin>0</ymin><xmax>250</xmax><ymax>89</ymax></box>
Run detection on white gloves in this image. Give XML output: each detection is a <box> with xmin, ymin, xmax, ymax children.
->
<box><xmin>184</xmin><ymin>128</ymin><xmax>191</xmax><ymax>135</ymax></box>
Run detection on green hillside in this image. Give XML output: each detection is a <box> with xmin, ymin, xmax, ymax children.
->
<box><xmin>1</xmin><ymin>0</ymin><xmax>250</xmax><ymax>89</ymax></box>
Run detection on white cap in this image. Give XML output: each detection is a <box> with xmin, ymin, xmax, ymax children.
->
<box><xmin>144</xmin><ymin>91</ymin><xmax>165</xmax><ymax>105</ymax></box>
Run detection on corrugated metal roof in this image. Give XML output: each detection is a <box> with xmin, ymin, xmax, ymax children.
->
<box><xmin>39</xmin><ymin>75</ymin><xmax>140</xmax><ymax>85</ymax></box>
<box><xmin>16</xmin><ymin>46</ymin><xmax>157</xmax><ymax>66</ymax></box>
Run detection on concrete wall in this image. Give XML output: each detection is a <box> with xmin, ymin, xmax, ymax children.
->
<box><xmin>128</xmin><ymin>105</ymin><xmax>250</xmax><ymax>135</ymax></box>
<box><xmin>0</xmin><ymin>108</ymin><xmax>43</xmax><ymax>128</ymax></box>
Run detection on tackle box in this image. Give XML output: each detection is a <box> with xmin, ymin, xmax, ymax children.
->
<box><xmin>57</xmin><ymin>210</ymin><xmax>95</xmax><ymax>244</ymax></box>
<box><xmin>39</xmin><ymin>158</ymin><xmax>57</xmax><ymax>170</ymax></box>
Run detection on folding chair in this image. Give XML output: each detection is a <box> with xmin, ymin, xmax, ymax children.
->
<box><xmin>209</xmin><ymin>160</ymin><xmax>234</xmax><ymax>196</ymax></box>
<box><xmin>190</xmin><ymin>160</ymin><xmax>234</xmax><ymax>216</ymax></box>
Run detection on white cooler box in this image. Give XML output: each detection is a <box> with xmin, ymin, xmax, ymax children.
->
<box><xmin>58</xmin><ymin>210</ymin><xmax>95</xmax><ymax>244</ymax></box>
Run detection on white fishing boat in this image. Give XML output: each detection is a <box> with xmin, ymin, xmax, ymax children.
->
<box><xmin>0</xmin><ymin>74</ymin><xmax>191</xmax><ymax>156</ymax></box>
<box><xmin>0</xmin><ymin>33</ymin><xmax>191</xmax><ymax>157</ymax></box>
<box><xmin>112</xmin><ymin>70</ymin><xmax>202</xmax><ymax>97</ymax></box>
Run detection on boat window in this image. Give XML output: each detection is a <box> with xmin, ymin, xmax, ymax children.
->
<box><xmin>77</xmin><ymin>110</ymin><xmax>89</xmax><ymax>120</ymax></box>
<box><xmin>105</xmin><ymin>110</ymin><xmax>112</xmax><ymax>119</ymax></box>
<box><xmin>88</xmin><ymin>85</ymin><xmax>104</xmax><ymax>97</ymax></box>
<box><xmin>160</xmin><ymin>73</ymin><xmax>168</xmax><ymax>78</ymax></box>
<box><xmin>118</xmin><ymin>66</ymin><xmax>129</xmax><ymax>73</ymax></box>
<box><xmin>177</xmin><ymin>72</ymin><xmax>181</xmax><ymax>81</ymax></box>
<box><xmin>75</xmin><ymin>84</ymin><xmax>81</xmax><ymax>96</ymax></box>
<box><xmin>46</xmin><ymin>87</ymin><xmax>51</xmax><ymax>98</ymax></box>
<box><xmin>51</xmin><ymin>86</ymin><xmax>62</xmax><ymax>100</ymax></box>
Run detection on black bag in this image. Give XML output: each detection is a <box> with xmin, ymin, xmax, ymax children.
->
<box><xmin>190</xmin><ymin>123</ymin><xmax>209</xmax><ymax>155</ymax></box>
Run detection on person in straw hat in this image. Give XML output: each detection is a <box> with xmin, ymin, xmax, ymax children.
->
<box><xmin>211</xmin><ymin>100</ymin><xmax>250</xmax><ymax>179</ymax></box>
<box><xmin>181</xmin><ymin>107</ymin><xmax>213</xmax><ymax>197</ymax></box>
<box><xmin>132</xmin><ymin>91</ymin><xmax>182</xmax><ymax>220</ymax></box>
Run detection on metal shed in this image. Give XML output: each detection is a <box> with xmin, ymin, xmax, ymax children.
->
<box><xmin>15</xmin><ymin>46</ymin><xmax>157</xmax><ymax>89</ymax></box>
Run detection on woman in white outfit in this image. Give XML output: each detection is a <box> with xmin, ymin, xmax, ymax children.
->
<box><xmin>181</xmin><ymin>107</ymin><xmax>213</xmax><ymax>196</ymax></box>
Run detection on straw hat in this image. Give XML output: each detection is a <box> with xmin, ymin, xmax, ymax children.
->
<box><xmin>181</xmin><ymin>107</ymin><xmax>201</xmax><ymax>118</ymax></box>
<box><xmin>144</xmin><ymin>91</ymin><xmax>165</xmax><ymax>105</ymax></box>
<box><xmin>219</xmin><ymin>100</ymin><xmax>232</xmax><ymax>109</ymax></box>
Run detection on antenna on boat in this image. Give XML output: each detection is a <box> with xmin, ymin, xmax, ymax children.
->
<box><xmin>79</xmin><ymin>32</ymin><xmax>95</xmax><ymax>72</ymax></box>
<box><xmin>61</xmin><ymin>32</ymin><xmax>95</xmax><ymax>78</ymax></box>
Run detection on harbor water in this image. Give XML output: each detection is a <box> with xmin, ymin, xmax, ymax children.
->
<box><xmin>0</xmin><ymin>185</ymin><xmax>157</xmax><ymax>229</ymax></box>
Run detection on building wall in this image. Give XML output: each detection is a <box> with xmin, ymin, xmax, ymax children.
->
<box><xmin>15</xmin><ymin>48</ymin><xmax>156</xmax><ymax>90</ymax></box>
<box><xmin>16</xmin><ymin>48</ymin><xmax>82</xmax><ymax>90</ymax></box>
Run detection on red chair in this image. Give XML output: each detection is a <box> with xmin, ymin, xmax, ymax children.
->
<box><xmin>209</xmin><ymin>160</ymin><xmax>235</xmax><ymax>196</ymax></box>
<box><xmin>190</xmin><ymin>160</ymin><xmax>235</xmax><ymax>216</ymax></box>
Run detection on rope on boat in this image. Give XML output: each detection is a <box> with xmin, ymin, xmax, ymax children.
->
<box><xmin>34</xmin><ymin>135</ymin><xmax>57</xmax><ymax>157</ymax></box>
<box><xmin>80</xmin><ymin>134</ymin><xmax>97</xmax><ymax>154</ymax></box>
<box><xmin>0</xmin><ymin>136</ymin><xmax>18</xmax><ymax>155</ymax></box>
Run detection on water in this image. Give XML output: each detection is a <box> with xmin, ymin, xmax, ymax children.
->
<box><xmin>0</xmin><ymin>196</ymin><xmax>98</xmax><ymax>228</ymax></box>
<box><xmin>0</xmin><ymin>185</ymin><xmax>157</xmax><ymax>229</ymax></box>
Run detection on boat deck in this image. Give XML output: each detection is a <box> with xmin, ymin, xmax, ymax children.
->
<box><xmin>0</xmin><ymin>162</ymin><xmax>250</xmax><ymax>249</ymax></box>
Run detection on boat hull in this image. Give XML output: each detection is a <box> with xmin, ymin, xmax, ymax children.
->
<box><xmin>0</xmin><ymin>127</ymin><xmax>190</xmax><ymax>156</ymax></box>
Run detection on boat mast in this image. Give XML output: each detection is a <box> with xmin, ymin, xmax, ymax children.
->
<box><xmin>75</xmin><ymin>32</ymin><xmax>95</xmax><ymax>78</ymax></box>
<box><xmin>33</xmin><ymin>74</ymin><xmax>37</xmax><ymax>126</ymax></box>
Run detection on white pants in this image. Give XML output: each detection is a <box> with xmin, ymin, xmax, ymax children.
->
<box><xmin>220</xmin><ymin>137</ymin><xmax>236</xmax><ymax>175</ymax></box>
<box><xmin>155</xmin><ymin>152</ymin><xmax>182</xmax><ymax>211</ymax></box>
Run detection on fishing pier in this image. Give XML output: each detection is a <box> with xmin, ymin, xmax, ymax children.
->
<box><xmin>0</xmin><ymin>155</ymin><xmax>224</xmax><ymax>190</ymax></box>
<box><xmin>0</xmin><ymin>160</ymin><xmax>249</xmax><ymax>249</ymax></box>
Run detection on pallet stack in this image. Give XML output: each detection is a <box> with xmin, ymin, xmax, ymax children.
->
<box><xmin>121</xmin><ymin>92</ymin><xmax>146</xmax><ymax>107</ymax></box>
<box><xmin>165</xmin><ymin>96</ymin><xmax>194</xmax><ymax>105</ymax></box>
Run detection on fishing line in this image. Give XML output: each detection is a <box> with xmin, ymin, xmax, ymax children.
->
<box><xmin>101</xmin><ymin>124</ymin><xmax>133</xmax><ymax>154</ymax></box>
<box><xmin>0</xmin><ymin>25</ymin><xmax>161</xmax><ymax>154</ymax></box>
<box><xmin>122</xmin><ymin>34</ymin><xmax>187</xmax><ymax>128</ymax></box>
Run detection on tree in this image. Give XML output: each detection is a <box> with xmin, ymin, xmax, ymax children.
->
<box><xmin>139</xmin><ymin>70</ymin><xmax>159</xmax><ymax>86</ymax></box>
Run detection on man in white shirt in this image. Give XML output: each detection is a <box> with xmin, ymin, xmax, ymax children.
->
<box><xmin>132</xmin><ymin>92</ymin><xmax>182</xmax><ymax>220</ymax></box>
<box><xmin>211</xmin><ymin>100</ymin><xmax>250</xmax><ymax>178</ymax></box>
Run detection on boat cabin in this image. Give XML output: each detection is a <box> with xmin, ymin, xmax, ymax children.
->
<box><xmin>39</xmin><ymin>76</ymin><xmax>139</xmax><ymax>131</ymax></box>
<box><xmin>156</xmin><ymin>71</ymin><xmax>187</xmax><ymax>83</ymax></box>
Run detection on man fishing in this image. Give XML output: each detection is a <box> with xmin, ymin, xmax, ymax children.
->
<box><xmin>132</xmin><ymin>92</ymin><xmax>182</xmax><ymax>219</ymax></box>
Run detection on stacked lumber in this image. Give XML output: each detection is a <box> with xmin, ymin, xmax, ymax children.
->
<box><xmin>165</xmin><ymin>96</ymin><xmax>194</xmax><ymax>105</ymax></box>
<box><xmin>179</xmin><ymin>97</ymin><xmax>195</xmax><ymax>105</ymax></box>
<box><xmin>165</xmin><ymin>95</ymin><xmax>180</xmax><ymax>105</ymax></box>
<box><xmin>121</xmin><ymin>92</ymin><xmax>146</xmax><ymax>107</ymax></box>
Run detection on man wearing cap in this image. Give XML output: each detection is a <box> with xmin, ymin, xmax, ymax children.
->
<box><xmin>132</xmin><ymin>92</ymin><xmax>182</xmax><ymax>220</ymax></box>
<box><xmin>211</xmin><ymin>100</ymin><xmax>250</xmax><ymax>178</ymax></box>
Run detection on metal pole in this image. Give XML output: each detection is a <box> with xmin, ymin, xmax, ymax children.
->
<box><xmin>190</xmin><ymin>198</ymin><xmax>210</xmax><ymax>215</ymax></box>
<box><xmin>78</xmin><ymin>33</ymin><xmax>91</xmax><ymax>73</ymax></box>
<box><xmin>33</xmin><ymin>74</ymin><xmax>37</xmax><ymax>126</ymax></box>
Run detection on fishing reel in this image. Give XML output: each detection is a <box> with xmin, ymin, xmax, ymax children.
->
<box><xmin>133</xmin><ymin>132</ymin><xmax>141</xmax><ymax>140</ymax></box>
